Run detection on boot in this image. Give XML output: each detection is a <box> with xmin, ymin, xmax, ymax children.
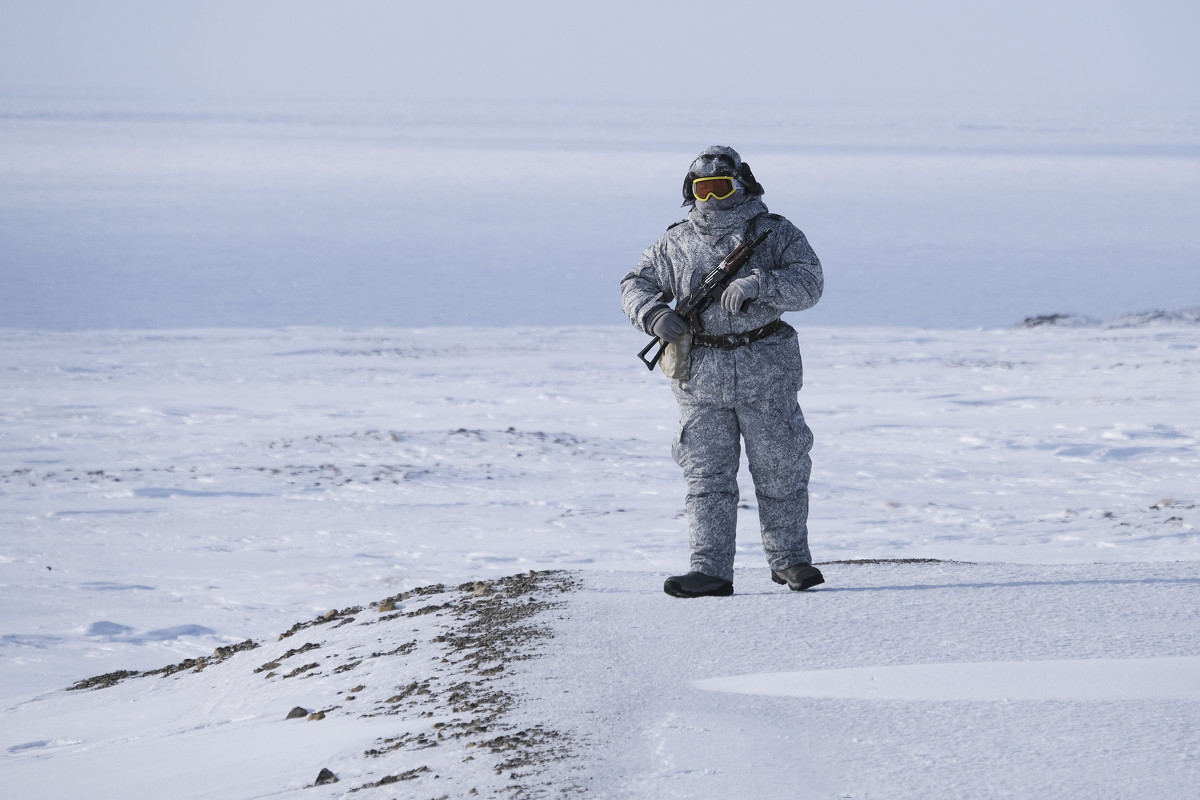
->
<box><xmin>663</xmin><ymin>571</ymin><xmax>733</xmax><ymax>598</ymax></box>
<box><xmin>771</xmin><ymin>563</ymin><xmax>824</xmax><ymax>591</ymax></box>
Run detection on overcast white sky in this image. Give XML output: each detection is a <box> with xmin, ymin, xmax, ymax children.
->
<box><xmin>1</xmin><ymin>0</ymin><xmax>1197</xmax><ymax>110</ymax></box>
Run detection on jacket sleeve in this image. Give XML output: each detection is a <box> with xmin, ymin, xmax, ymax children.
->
<box><xmin>750</xmin><ymin>220</ymin><xmax>823</xmax><ymax>313</ymax></box>
<box><xmin>620</xmin><ymin>238</ymin><xmax>675</xmax><ymax>333</ymax></box>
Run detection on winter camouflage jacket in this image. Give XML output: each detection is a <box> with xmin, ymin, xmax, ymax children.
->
<box><xmin>621</xmin><ymin>197</ymin><xmax>823</xmax><ymax>402</ymax></box>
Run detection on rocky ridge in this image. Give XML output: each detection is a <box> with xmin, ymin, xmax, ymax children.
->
<box><xmin>67</xmin><ymin>570</ymin><xmax>583</xmax><ymax>798</ymax></box>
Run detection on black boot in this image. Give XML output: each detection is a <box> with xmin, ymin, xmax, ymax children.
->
<box><xmin>771</xmin><ymin>563</ymin><xmax>825</xmax><ymax>591</ymax></box>
<box><xmin>664</xmin><ymin>571</ymin><xmax>733</xmax><ymax>598</ymax></box>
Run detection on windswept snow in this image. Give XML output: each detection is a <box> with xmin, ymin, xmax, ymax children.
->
<box><xmin>3</xmin><ymin>572</ymin><xmax>582</xmax><ymax>799</ymax></box>
<box><xmin>542</xmin><ymin>563</ymin><xmax>1199</xmax><ymax>799</ymax></box>
<box><xmin>1</xmin><ymin>321</ymin><xmax>1198</xmax><ymax>797</ymax></box>
<box><xmin>695</xmin><ymin>656</ymin><xmax>1200</xmax><ymax>702</ymax></box>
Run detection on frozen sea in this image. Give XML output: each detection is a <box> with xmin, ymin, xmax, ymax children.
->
<box><xmin>2</xmin><ymin>97</ymin><xmax>1198</xmax><ymax>331</ymax></box>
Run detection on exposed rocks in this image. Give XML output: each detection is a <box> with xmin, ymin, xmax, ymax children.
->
<box><xmin>369</xmin><ymin>641</ymin><xmax>417</xmax><ymax>658</ymax></box>
<box><xmin>282</xmin><ymin>662</ymin><xmax>320</xmax><ymax>680</ymax></box>
<box><xmin>66</xmin><ymin>669</ymin><xmax>139</xmax><ymax>692</ymax></box>
<box><xmin>1019</xmin><ymin>308</ymin><xmax>1200</xmax><ymax>329</ymax></box>
<box><xmin>371</xmin><ymin>582</ymin><xmax>447</xmax><ymax>614</ymax></box>
<box><xmin>213</xmin><ymin>640</ymin><xmax>260</xmax><ymax>660</ymax></box>
<box><xmin>408</xmin><ymin>601</ymin><xmax>455</xmax><ymax>617</ymax></box>
<box><xmin>1021</xmin><ymin>313</ymin><xmax>1092</xmax><ymax>328</ymax></box>
<box><xmin>67</xmin><ymin>638</ymin><xmax>259</xmax><ymax>691</ymax></box>
<box><xmin>63</xmin><ymin>570</ymin><xmax>580</xmax><ymax>796</ymax></box>
<box><xmin>1105</xmin><ymin>308</ymin><xmax>1200</xmax><ymax>328</ymax></box>
<box><xmin>313</xmin><ymin>767</ymin><xmax>338</xmax><ymax>786</ymax></box>
<box><xmin>350</xmin><ymin>766</ymin><xmax>431</xmax><ymax>791</ymax></box>
<box><xmin>255</xmin><ymin>641</ymin><xmax>320</xmax><ymax>674</ymax></box>
<box><xmin>278</xmin><ymin>606</ymin><xmax>363</xmax><ymax>641</ymax></box>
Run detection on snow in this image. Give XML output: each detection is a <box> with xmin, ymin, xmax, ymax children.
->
<box><xmin>0</xmin><ymin>573</ymin><xmax>571</xmax><ymax>799</ymax></box>
<box><xmin>696</xmin><ymin>656</ymin><xmax>1200</xmax><ymax>702</ymax></box>
<box><xmin>2</xmin><ymin>95</ymin><xmax>1199</xmax><ymax>798</ymax></box>
<box><xmin>2</xmin><ymin>322</ymin><xmax>1198</xmax><ymax>797</ymax></box>
<box><xmin>544</xmin><ymin>563</ymin><xmax>1199</xmax><ymax>798</ymax></box>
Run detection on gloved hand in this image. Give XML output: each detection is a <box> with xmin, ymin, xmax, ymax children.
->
<box><xmin>646</xmin><ymin>306</ymin><xmax>688</xmax><ymax>343</ymax></box>
<box><xmin>721</xmin><ymin>276</ymin><xmax>759</xmax><ymax>312</ymax></box>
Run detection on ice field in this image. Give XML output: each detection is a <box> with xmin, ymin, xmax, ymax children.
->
<box><xmin>2</xmin><ymin>97</ymin><xmax>1199</xmax><ymax>797</ymax></box>
<box><xmin>1</xmin><ymin>321</ymin><xmax>1198</xmax><ymax>797</ymax></box>
<box><xmin>2</xmin><ymin>100</ymin><xmax>1198</xmax><ymax>331</ymax></box>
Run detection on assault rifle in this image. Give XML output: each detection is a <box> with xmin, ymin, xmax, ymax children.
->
<box><xmin>637</xmin><ymin>229</ymin><xmax>771</xmax><ymax>370</ymax></box>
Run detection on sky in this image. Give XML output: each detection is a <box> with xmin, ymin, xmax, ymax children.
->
<box><xmin>1</xmin><ymin>0</ymin><xmax>1197</xmax><ymax>111</ymax></box>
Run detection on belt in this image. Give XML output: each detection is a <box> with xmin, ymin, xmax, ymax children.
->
<box><xmin>692</xmin><ymin>319</ymin><xmax>791</xmax><ymax>350</ymax></box>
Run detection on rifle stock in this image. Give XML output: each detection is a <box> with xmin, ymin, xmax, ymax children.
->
<box><xmin>638</xmin><ymin>335</ymin><xmax>666</xmax><ymax>371</ymax></box>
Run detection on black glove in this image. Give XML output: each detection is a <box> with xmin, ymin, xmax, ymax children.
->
<box><xmin>646</xmin><ymin>306</ymin><xmax>688</xmax><ymax>344</ymax></box>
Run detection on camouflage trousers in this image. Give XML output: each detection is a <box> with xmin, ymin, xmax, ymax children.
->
<box><xmin>671</xmin><ymin>390</ymin><xmax>814</xmax><ymax>583</ymax></box>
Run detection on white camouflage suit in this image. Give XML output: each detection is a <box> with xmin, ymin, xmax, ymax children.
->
<box><xmin>620</xmin><ymin>146</ymin><xmax>823</xmax><ymax>582</ymax></box>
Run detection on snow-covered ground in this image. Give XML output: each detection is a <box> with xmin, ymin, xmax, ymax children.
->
<box><xmin>2</xmin><ymin>88</ymin><xmax>1199</xmax><ymax>800</ymax></box>
<box><xmin>2</xmin><ymin>321</ymin><xmax>1198</xmax><ymax>797</ymax></box>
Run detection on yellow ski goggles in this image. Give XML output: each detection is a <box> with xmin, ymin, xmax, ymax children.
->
<box><xmin>692</xmin><ymin>176</ymin><xmax>738</xmax><ymax>201</ymax></box>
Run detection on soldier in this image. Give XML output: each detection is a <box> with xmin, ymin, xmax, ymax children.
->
<box><xmin>621</xmin><ymin>145</ymin><xmax>825</xmax><ymax>597</ymax></box>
